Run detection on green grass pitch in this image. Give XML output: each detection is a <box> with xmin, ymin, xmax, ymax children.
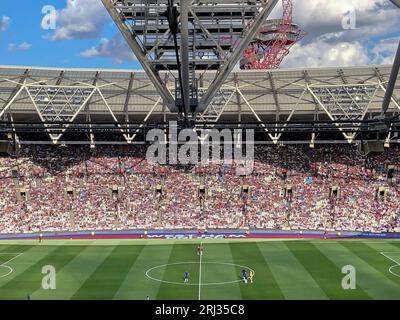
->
<box><xmin>0</xmin><ymin>238</ymin><xmax>400</xmax><ymax>300</ymax></box>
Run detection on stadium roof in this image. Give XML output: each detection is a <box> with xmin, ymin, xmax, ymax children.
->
<box><xmin>0</xmin><ymin>64</ymin><xmax>399</xmax><ymax>143</ymax></box>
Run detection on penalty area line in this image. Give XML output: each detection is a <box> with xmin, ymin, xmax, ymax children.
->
<box><xmin>0</xmin><ymin>253</ymin><xmax>23</xmax><ymax>279</ymax></box>
<box><xmin>0</xmin><ymin>253</ymin><xmax>23</xmax><ymax>265</ymax></box>
<box><xmin>380</xmin><ymin>252</ymin><xmax>400</xmax><ymax>278</ymax></box>
<box><xmin>380</xmin><ymin>252</ymin><xmax>400</xmax><ymax>265</ymax></box>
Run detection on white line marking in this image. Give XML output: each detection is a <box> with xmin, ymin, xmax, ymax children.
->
<box><xmin>380</xmin><ymin>252</ymin><xmax>400</xmax><ymax>278</ymax></box>
<box><xmin>1</xmin><ymin>253</ymin><xmax>23</xmax><ymax>264</ymax></box>
<box><xmin>198</xmin><ymin>242</ymin><xmax>203</xmax><ymax>300</ymax></box>
<box><xmin>0</xmin><ymin>253</ymin><xmax>23</xmax><ymax>279</ymax></box>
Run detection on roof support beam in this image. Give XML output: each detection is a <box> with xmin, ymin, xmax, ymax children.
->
<box><xmin>86</xmin><ymin>72</ymin><xmax>100</xmax><ymax>121</ymax></box>
<box><xmin>269</xmin><ymin>72</ymin><xmax>281</xmax><ymax>139</ymax></box>
<box><xmin>97</xmin><ymin>88</ymin><xmax>136</xmax><ymax>143</ymax></box>
<box><xmin>100</xmin><ymin>0</ymin><xmax>175</xmax><ymax>108</ymax></box>
<box><xmin>269</xmin><ymin>72</ymin><xmax>281</xmax><ymax>118</ymax></box>
<box><xmin>199</xmin><ymin>0</ymin><xmax>279</xmax><ymax>110</ymax></box>
<box><xmin>307</xmin><ymin>85</ymin><xmax>354</xmax><ymax>143</ymax></box>
<box><xmin>124</xmin><ymin>72</ymin><xmax>135</xmax><ymax>126</ymax></box>
<box><xmin>55</xmin><ymin>70</ymin><xmax>65</xmax><ymax>86</ymax></box>
<box><xmin>87</xmin><ymin>72</ymin><xmax>100</xmax><ymax>145</ymax></box>
<box><xmin>25</xmin><ymin>86</ymin><xmax>97</xmax><ymax>144</ymax></box>
<box><xmin>275</xmin><ymin>88</ymin><xmax>307</xmax><ymax>142</ymax></box>
<box><xmin>381</xmin><ymin>40</ymin><xmax>400</xmax><ymax>116</ymax></box>
<box><xmin>237</xmin><ymin>88</ymin><xmax>276</xmax><ymax>143</ymax></box>
<box><xmin>234</xmin><ymin>73</ymin><xmax>242</xmax><ymax>123</ymax></box>
<box><xmin>130</xmin><ymin>97</ymin><xmax>162</xmax><ymax>141</ymax></box>
<box><xmin>337</xmin><ymin>69</ymin><xmax>348</xmax><ymax>84</ymax></box>
<box><xmin>379</xmin><ymin>82</ymin><xmax>400</xmax><ymax>111</ymax></box>
<box><xmin>0</xmin><ymin>86</ymin><xmax>25</xmax><ymax>119</ymax></box>
<box><xmin>0</xmin><ymin>69</ymin><xmax>28</xmax><ymax>118</ymax></box>
<box><xmin>180</xmin><ymin>0</ymin><xmax>190</xmax><ymax>117</ymax></box>
<box><xmin>390</xmin><ymin>0</ymin><xmax>400</xmax><ymax>8</ymax></box>
<box><xmin>189</xmin><ymin>9</ymin><xmax>226</xmax><ymax>58</ymax></box>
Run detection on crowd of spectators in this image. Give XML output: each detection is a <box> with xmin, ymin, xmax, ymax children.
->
<box><xmin>0</xmin><ymin>143</ymin><xmax>399</xmax><ymax>234</ymax></box>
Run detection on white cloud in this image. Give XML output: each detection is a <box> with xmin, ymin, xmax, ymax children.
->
<box><xmin>8</xmin><ymin>42</ymin><xmax>32</xmax><ymax>51</ymax></box>
<box><xmin>0</xmin><ymin>16</ymin><xmax>11</xmax><ymax>32</ymax></box>
<box><xmin>80</xmin><ymin>34</ymin><xmax>136</xmax><ymax>64</ymax></box>
<box><xmin>282</xmin><ymin>41</ymin><xmax>371</xmax><ymax>68</ymax></box>
<box><xmin>271</xmin><ymin>0</ymin><xmax>400</xmax><ymax>68</ymax></box>
<box><xmin>279</xmin><ymin>0</ymin><xmax>400</xmax><ymax>44</ymax></box>
<box><xmin>370</xmin><ymin>38</ymin><xmax>399</xmax><ymax>64</ymax></box>
<box><xmin>48</xmin><ymin>0</ymin><xmax>399</xmax><ymax>67</ymax></box>
<box><xmin>51</xmin><ymin>0</ymin><xmax>108</xmax><ymax>40</ymax></box>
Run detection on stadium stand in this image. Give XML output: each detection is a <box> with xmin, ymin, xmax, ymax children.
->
<box><xmin>0</xmin><ymin>144</ymin><xmax>399</xmax><ymax>234</ymax></box>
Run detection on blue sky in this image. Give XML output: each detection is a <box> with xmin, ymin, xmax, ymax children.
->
<box><xmin>0</xmin><ymin>0</ymin><xmax>399</xmax><ymax>70</ymax></box>
<box><xmin>0</xmin><ymin>0</ymin><xmax>141</xmax><ymax>69</ymax></box>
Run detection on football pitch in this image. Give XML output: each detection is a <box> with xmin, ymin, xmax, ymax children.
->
<box><xmin>0</xmin><ymin>238</ymin><xmax>400</xmax><ymax>300</ymax></box>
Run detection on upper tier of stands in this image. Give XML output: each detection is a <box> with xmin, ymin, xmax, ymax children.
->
<box><xmin>0</xmin><ymin>144</ymin><xmax>399</xmax><ymax>234</ymax></box>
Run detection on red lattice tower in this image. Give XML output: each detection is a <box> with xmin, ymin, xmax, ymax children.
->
<box><xmin>240</xmin><ymin>0</ymin><xmax>305</xmax><ymax>70</ymax></box>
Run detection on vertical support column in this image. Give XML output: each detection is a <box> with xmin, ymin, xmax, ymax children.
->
<box><xmin>124</xmin><ymin>72</ymin><xmax>135</xmax><ymax>140</ymax></box>
<box><xmin>124</xmin><ymin>72</ymin><xmax>135</xmax><ymax>123</ymax></box>
<box><xmin>180</xmin><ymin>0</ymin><xmax>190</xmax><ymax>116</ymax></box>
<box><xmin>390</xmin><ymin>0</ymin><xmax>400</xmax><ymax>8</ymax></box>
<box><xmin>87</xmin><ymin>72</ymin><xmax>100</xmax><ymax>146</ymax></box>
<box><xmin>381</xmin><ymin>41</ymin><xmax>400</xmax><ymax>116</ymax></box>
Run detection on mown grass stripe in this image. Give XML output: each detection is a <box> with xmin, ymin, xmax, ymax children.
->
<box><xmin>0</xmin><ymin>245</ymin><xmax>35</xmax><ymax>285</ymax></box>
<box><xmin>362</xmin><ymin>240</ymin><xmax>400</xmax><ymax>280</ymax></box>
<box><xmin>312</xmin><ymin>241</ymin><xmax>371</xmax><ymax>299</ymax></box>
<box><xmin>72</xmin><ymin>245</ymin><xmax>144</xmax><ymax>300</ymax></box>
<box><xmin>386</xmin><ymin>241</ymin><xmax>400</xmax><ymax>248</ymax></box>
<box><xmin>156</xmin><ymin>243</ymin><xmax>198</xmax><ymax>300</ymax></box>
<box><xmin>378</xmin><ymin>241</ymin><xmax>400</xmax><ymax>268</ymax></box>
<box><xmin>229</xmin><ymin>242</ymin><xmax>284</xmax><ymax>299</ymax></box>
<box><xmin>199</xmin><ymin>243</ymin><xmax>243</xmax><ymax>300</ymax></box>
<box><xmin>0</xmin><ymin>245</ymin><xmax>87</xmax><ymax>299</ymax></box>
<box><xmin>32</xmin><ymin>245</ymin><xmax>116</xmax><ymax>299</ymax></box>
<box><xmin>0</xmin><ymin>245</ymin><xmax>17</xmax><ymax>254</ymax></box>
<box><xmin>0</xmin><ymin>245</ymin><xmax>62</xmax><ymax>291</ymax></box>
<box><xmin>365</xmin><ymin>241</ymin><xmax>400</xmax><ymax>253</ymax></box>
<box><xmin>257</xmin><ymin>241</ymin><xmax>328</xmax><ymax>300</ymax></box>
<box><xmin>113</xmin><ymin>244</ymin><xmax>174</xmax><ymax>300</ymax></box>
<box><xmin>366</xmin><ymin>241</ymin><xmax>400</xmax><ymax>278</ymax></box>
<box><xmin>285</xmin><ymin>241</ymin><xmax>365</xmax><ymax>300</ymax></box>
<box><xmin>339</xmin><ymin>241</ymin><xmax>400</xmax><ymax>299</ymax></box>
<box><xmin>0</xmin><ymin>244</ymin><xmax>34</xmax><ymax>257</ymax></box>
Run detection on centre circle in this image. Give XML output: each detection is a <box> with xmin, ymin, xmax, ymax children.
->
<box><xmin>145</xmin><ymin>261</ymin><xmax>255</xmax><ymax>286</ymax></box>
<box><xmin>389</xmin><ymin>264</ymin><xmax>400</xmax><ymax>278</ymax></box>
